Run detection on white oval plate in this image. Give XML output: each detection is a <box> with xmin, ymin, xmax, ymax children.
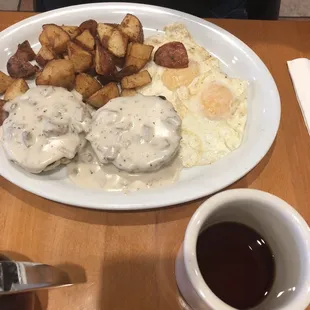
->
<box><xmin>0</xmin><ymin>3</ymin><xmax>280</xmax><ymax>210</ymax></box>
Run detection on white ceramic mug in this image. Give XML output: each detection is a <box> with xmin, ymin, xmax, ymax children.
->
<box><xmin>175</xmin><ymin>189</ymin><xmax>310</xmax><ymax>310</ymax></box>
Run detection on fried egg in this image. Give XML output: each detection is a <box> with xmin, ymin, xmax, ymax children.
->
<box><xmin>139</xmin><ymin>23</ymin><xmax>220</xmax><ymax>105</ymax></box>
<box><xmin>138</xmin><ymin>23</ymin><xmax>248</xmax><ymax>168</ymax></box>
<box><xmin>178</xmin><ymin>67</ymin><xmax>247</xmax><ymax>167</ymax></box>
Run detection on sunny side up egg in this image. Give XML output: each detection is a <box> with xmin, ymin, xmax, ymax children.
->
<box><xmin>138</xmin><ymin>23</ymin><xmax>248</xmax><ymax>168</ymax></box>
<box><xmin>140</xmin><ymin>23</ymin><xmax>217</xmax><ymax>102</ymax></box>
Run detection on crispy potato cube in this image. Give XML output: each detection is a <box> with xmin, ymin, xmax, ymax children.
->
<box><xmin>35</xmin><ymin>46</ymin><xmax>57</xmax><ymax>67</ymax></box>
<box><xmin>121</xmin><ymin>70</ymin><xmax>151</xmax><ymax>89</ymax></box>
<box><xmin>36</xmin><ymin>59</ymin><xmax>75</xmax><ymax>89</ymax></box>
<box><xmin>4</xmin><ymin>79</ymin><xmax>29</xmax><ymax>101</ymax></box>
<box><xmin>107</xmin><ymin>29</ymin><xmax>128</xmax><ymax>58</ymax></box>
<box><xmin>106</xmin><ymin>23</ymin><xmax>119</xmax><ymax>28</ymax></box>
<box><xmin>97</xmin><ymin>23</ymin><xmax>128</xmax><ymax>57</ymax></box>
<box><xmin>95</xmin><ymin>41</ymin><xmax>116</xmax><ymax>76</ymax></box>
<box><xmin>35</xmin><ymin>68</ymin><xmax>42</xmax><ymax>78</ymax></box>
<box><xmin>127</xmin><ymin>42</ymin><xmax>154</xmax><ymax>60</ymax></box>
<box><xmin>6</xmin><ymin>40</ymin><xmax>37</xmax><ymax>78</ymax></box>
<box><xmin>39</xmin><ymin>24</ymin><xmax>70</xmax><ymax>54</ymax></box>
<box><xmin>0</xmin><ymin>99</ymin><xmax>8</xmax><ymax>125</ymax></box>
<box><xmin>67</xmin><ymin>41</ymin><xmax>93</xmax><ymax>73</ymax></box>
<box><xmin>87</xmin><ymin>82</ymin><xmax>119</xmax><ymax>108</ymax></box>
<box><xmin>79</xmin><ymin>19</ymin><xmax>98</xmax><ymax>37</ymax></box>
<box><xmin>7</xmin><ymin>55</ymin><xmax>38</xmax><ymax>79</ymax></box>
<box><xmin>119</xmin><ymin>14</ymin><xmax>144</xmax><ymax>43</ymax></box>
<box><xmin>75</xmin><ymin>29</ymin><xmax>95</xmax><ymax>51</ymax></box>
<box><xmin>120</xmin><ymin>89</ymin><xmax>137</xmax><ymax>97</ymax></box>
<box><xmin>0</xmin><ymin>71</ymin><xmax>14</xmax><ymax>94</ymax></box>
<box><xmin>124</xmin><ymin>42</ymin><xmax>153</xmax><ymax>71</ymax></box>
<box><xmin>75</xmin><ymin>73</ymin><xmax>102</xmax><ymax>100</ymax></box>
<box><xmin>61</xmin><ymin>25</ymin><xmax>81</xmax><ymax>40</ymax></box>
<box><xmin>97</xmin><ymin>23</ymin><xmax>115</xmax><ymax>47</ymax></box>
<box><xmin>16</xmin><ymin>40</ymin><xmax>36</xmax><ymax>61</ymax></box>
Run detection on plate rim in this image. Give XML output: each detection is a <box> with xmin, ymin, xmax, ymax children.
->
<box><xmin>0</xmin><ymin>3</ymin><xmax>281</xmax><ymax>210</ymax></box>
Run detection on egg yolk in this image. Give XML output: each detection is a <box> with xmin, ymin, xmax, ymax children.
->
<box><xmin>162</xmin><ymin>62</ymin><xmax>200</xmax><ymax>91</ymax></box>
<box><xmin>200</xmin><ymin>82</ymin><xmax>234</xmax><ymax>120</ymax></box>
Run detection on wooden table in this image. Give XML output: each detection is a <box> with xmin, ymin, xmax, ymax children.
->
<box><xmin>0</xmin><ymin>12</ymin><xmax>309</xmax><ymax>310</ymax></box>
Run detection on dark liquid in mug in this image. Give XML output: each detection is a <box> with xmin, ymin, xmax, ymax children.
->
<box><xmin>196</xmin><ymin>222</ymin><xmax>275</xmax><ymax>309</ymax></box>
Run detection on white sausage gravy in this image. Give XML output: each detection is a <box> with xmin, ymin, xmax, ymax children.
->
<box><xmin>86</xmin><ymin>94</ymin><xmax>182</xmax><ymax>172</ymax></box>
<box><xmin>68</xmin><ymin>143</ymin><xmax>182</xmax><ymax>191</ymax></box>
<box><xmin>1</xmin><ymin>88</ymin><xmax>182</xmax><ymax>191</ymax></box>
<box><xmin>68</xmin><ymin>94</ymin><xmax>182</xmax><ymax>191</ymax></box>
<box><xmin>1</xmin><ymin>86</ymin><xmax>91</xmax><ymax>173</ymax></box>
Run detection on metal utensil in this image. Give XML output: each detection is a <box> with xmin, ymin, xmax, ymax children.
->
<box><xmin>0</xmin><ymin>261</ymin><xmax>72</xmax><ymax>295</ymax></box>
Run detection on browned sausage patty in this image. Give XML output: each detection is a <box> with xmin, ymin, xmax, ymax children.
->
<box><xmin>154</xmin><ymin>42</ymin><xmax>189</xmax><ymax>69</ymax></box>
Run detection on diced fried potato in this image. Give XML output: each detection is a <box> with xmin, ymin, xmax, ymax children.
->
<box><xmin>79</xmin><ymin>19</ymin><xmax>98</xmax><ymax>37</ymax></box>
<box><xmin>75</xmin><ymin>30</ymin><xmax>95</xmax><ymax>51</ymax></box>
<box><xmin>35</xmin><ymin>46</ymin><xmax>57</xmax><ymax>67</ymax></box>
<box><xmin>67</xmin><ymin>41</ymin><xmax>93</xmax><ymax>73</ymax></box>
<box><xmin>0</xmin><ymin>71</ymin><xmax>14</xmax><ymax>94</ymax></box>
<box><xmin>106</xmin><ymin>23</ymin><xmax>119</xmax><ymax>28</ymax></box>
<box><xmin>124</xmin><ymin>42</ymin><xmax>153</xmax><ymax>71</ymax></box>
<box><xmin>107</xmin><ymin>29</ymin><xmax>128</xmax><ymax>58</ymax></box>
<box><xmin>16</xmin><ymin>40</ymin><xmax>36</xmax><ymax>61</ymax></box>
<box><xmin>95</xmin><ymin>41</ymin><xmax>116</xmax><ymax>76</ymax></box>
<box><xmin>87</xmin><ymin>82</ymin><xmax>119</xmax><ymax>108</ymax></box>
<box><xmin>121</xmin><ymin>70</ymin><xmax>151</xmax><ymax>89</ymax></box>
<box><xmin>61</xmin><ymin>26</ymin><xmax>81</xmax><ymax>40</ymax></box>
<box><xmin>35</xmin><ymin>68</ymin><xmax>42</xmax><ymax>78</ymax></box>
<box><xmin>0</xmin><ymin>99</ymin><xmax>8</xmax><ymax>125</ymax></box>
<box><xmin>127</xmin><ymin>42</ymin><xmax>154</xmax><ymax>61</ymax></box>
<box><xmin>120</xmin><ymin>89</ymin><xmax>137</xmax><ymax>97</ymax></box>
<box><xmin>36</xmin><ymin>59</ymin><xmax>75</xmax><ymax>89</ymax></box>
<box><xmin>75</xmin><ymin>73</ymin><xmax>102</xmax><ymax>100</ymax></box>
<box><xmin>119</xmin><ymin>14</ymin><xmax>144</xmax><ymax>43</ymax></box>
<box><xmin>97</xmin><ymin>23</ymin><xmax>115</xmax><ymax>47</ymax></box>
<box><xmin>6</xmin><ymin>40</ymin><xmax>37</xmax><ymax>78</ymax></box>
<box><xmin>39</xmin><ymin>24</ymin><xmax>70</xmax><ymax>54</ymax></box>
<box><xmin>7</xmin><ymin>54</ymin><xmax>38</xmax><ymax>79</ymax></box>
<box><xmin>97</xmin><ymin>23</ymin><xmax>128</xmax><ymax>58</ymax></box>
<box><xmin>63</xmin><ymin>54</ymin><xmax>69</xmax><ymax>60</ymax></box>
<box><xmin>4</xmin><ymin>79</ymin><xmax>29</xmax><ymax>101</ymax></box>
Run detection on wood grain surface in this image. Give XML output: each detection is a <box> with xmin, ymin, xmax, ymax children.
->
<box><xmin>0</xmin><ymin>12</ymin><xmax>309</xmax><ymax>310</ymax></box>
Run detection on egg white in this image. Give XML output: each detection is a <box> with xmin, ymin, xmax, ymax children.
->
<box><xmin>138</xmin><ymin>23</ymin><xmax>248</xmax><ymax>168</ymax></box>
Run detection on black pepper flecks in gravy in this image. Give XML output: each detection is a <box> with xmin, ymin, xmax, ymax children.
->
<box><xmin>1</xmin><ymin>86</ymin><xmax>92</xmax><ymax>173</ymax></box>
<box><xmin>1</xmin><ymin>90</ymin><xmax>183</xmax><ymax>192</ymax></box>
<box><xmin>86</xmin><ymin>94</ymin><xmax>182</xmax><ymax>173</ymax></box>
<box><xmin>68</xmin><ymin>143</ymin><xmax>182</xmax><ymax>192</ymax></box>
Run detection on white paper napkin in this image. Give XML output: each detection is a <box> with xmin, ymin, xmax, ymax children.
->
<box><xmin>287</xmin><ymin>58</ymin><xmax>310</xmax><ymax>135</ymax></box>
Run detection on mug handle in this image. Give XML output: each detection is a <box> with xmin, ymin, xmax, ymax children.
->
<box><xmin>0</xmin><ymin>261</ymin><xmax>72</xmax><ymax>295</ymax></box>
